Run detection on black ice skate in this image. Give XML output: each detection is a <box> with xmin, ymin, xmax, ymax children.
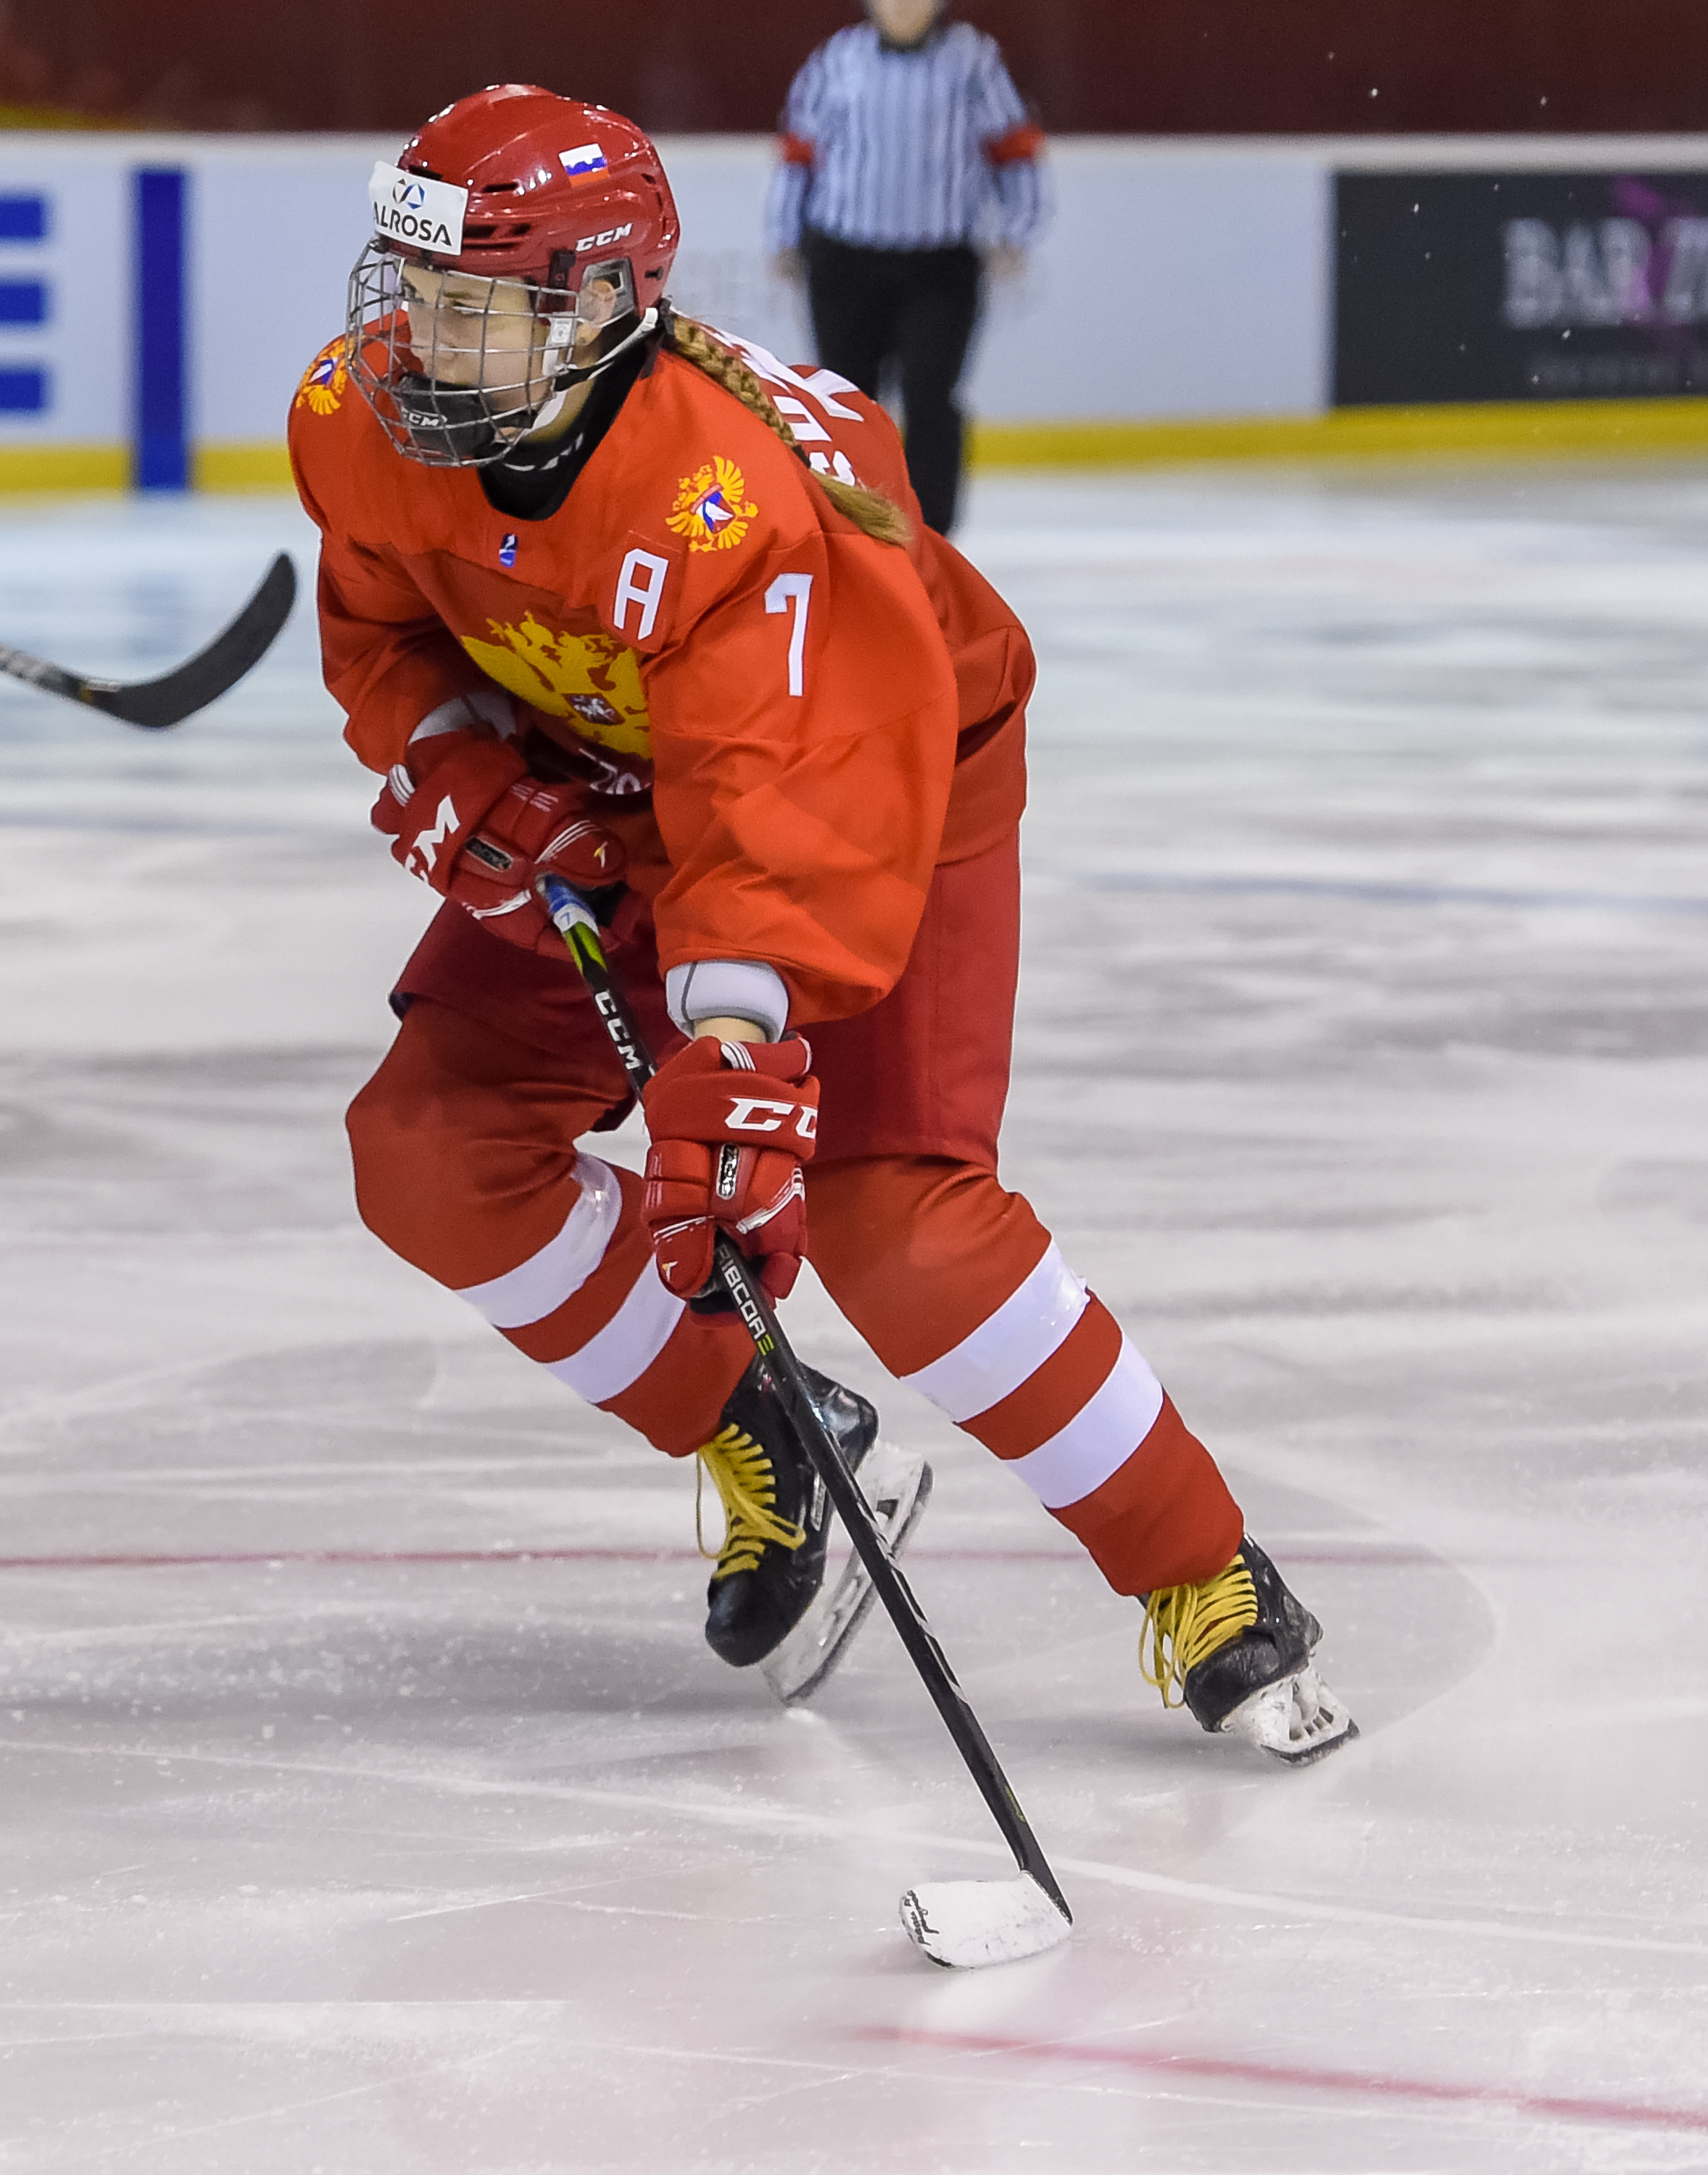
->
<box><xmin>1139</xmin><ymin>1536</ymin><xmax>1357</xmax><ymax>1765</ymax></box>
<box><xmin>695</xmin><ymin>1356</ymin><xmax>932</xmax><ymax>1702</ymax></box>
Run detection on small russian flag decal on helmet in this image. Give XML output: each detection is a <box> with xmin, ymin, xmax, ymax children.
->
<box><xmin>560</xmin><ymin>143</ymin><xmax>609</xmax><ymax>178</ymax></box>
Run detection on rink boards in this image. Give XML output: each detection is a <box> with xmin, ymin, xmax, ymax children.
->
<box><xmin>4</xmin><ymin>130</ymin><xmax>1708</xmax><ymax>484</ymax></box>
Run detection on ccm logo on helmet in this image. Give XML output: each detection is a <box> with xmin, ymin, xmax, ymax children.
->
<box><xmin>577</xmin><ymin>224</ymin><xmax>634</xmax><ymax>252</ymax></box>
<box><xmin>725</xmin><ymin>1097</ymin><xmax>817</xmax><ymax>1140</ymax></box>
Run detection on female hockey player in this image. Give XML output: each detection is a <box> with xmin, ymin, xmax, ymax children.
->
<box><xmin>287</xmin><ymin>83</ymin><xmax>1354</xmax><ymax>1761</ymax></box>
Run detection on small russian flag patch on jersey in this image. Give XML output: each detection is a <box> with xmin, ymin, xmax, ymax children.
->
<box><xmin>560</xmin><ymin>143</ymin><xmax>608</xmax><ymax>178</ymax></box>
<box><xmin>498</xmin><ymin>533</ymin><xmax>518</xmax><ymax>568</ymax></box>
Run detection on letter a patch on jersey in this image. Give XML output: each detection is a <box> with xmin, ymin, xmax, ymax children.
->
<box><xmin>667</xmin><ymin>456</ymin><xmax>758</xmax><ymax>553</ymax></box>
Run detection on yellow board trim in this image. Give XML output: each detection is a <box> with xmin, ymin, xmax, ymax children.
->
<box><xmin>971</xmin><ymin>399</ymin><xmax>1708</xmax><ymax>468</ymax></box>
<box><xmin>7</xmin><ymin>400</ymin><xmax>1708</xmax><ymax>497</ymax></box>
<box><xmin>0</xmin><ymin>103</ymin><xmax>125</xmax><ymax>130</ymax></box>
<box><xmin>194</xmin><ymin>442</ymin><xmax>296</xmax><ymax>492</ymax></box>
<box><xmin>186</xmin><ymin>405</ymin><xmax>1708</xmax><ymax>486</ymax></box>
<box><xmin>0</xmin><ymin>444</ymin><xmax>128</xmax><ymax>492</ymax></box>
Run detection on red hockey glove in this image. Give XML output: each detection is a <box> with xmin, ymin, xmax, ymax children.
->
<box><xmin>641</xmin><ymin>1036</ymin><xmax>819</xmax><ymax>1301</ymax></box>
<box><xmin>372</xmin><ymin>727</ymin><xmax>524</xmax><ymax>885</ymax></box>
<box><xmin>372</xmin><ymin>728</ymin><xmax>625</xmax><ymax>957</ymax></box>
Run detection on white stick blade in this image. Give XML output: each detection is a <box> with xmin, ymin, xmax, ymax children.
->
<box><xmin>899</xmin><ymin>1876</ymin><xmax>1072</xmax><ymax>1969</ymax></box>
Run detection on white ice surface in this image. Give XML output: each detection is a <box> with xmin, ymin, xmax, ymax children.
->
<box><xmin>0</xmin><ymin>472</ymin><xmax>1705</xmax><ymax>2166</ymax></box>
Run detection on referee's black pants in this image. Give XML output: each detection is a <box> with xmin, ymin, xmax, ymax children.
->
<box><xmin>802</xmin><ymin>229</ymin><xmax>983</xmax><ymax>536</ymax></box>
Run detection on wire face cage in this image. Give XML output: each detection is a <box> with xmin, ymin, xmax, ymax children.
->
<box><xmin>344</xmin><ymin>243</ymin><xmax>644</xmax><ymax>468</ymax></box>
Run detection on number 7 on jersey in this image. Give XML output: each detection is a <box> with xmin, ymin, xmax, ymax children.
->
<box><xmin>765</xmin><ymin>573</ymin><xmax>813</xmax><ymax>697</ymax></box>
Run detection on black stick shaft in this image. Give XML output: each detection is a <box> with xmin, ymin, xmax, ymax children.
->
<box><xmin>538</xmin><ymin>874</ymin><xmax>1070</xmax><ymax>1920</ymax></box>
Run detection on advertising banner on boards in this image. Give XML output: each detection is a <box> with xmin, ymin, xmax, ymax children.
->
<box><xmin>1335</xmin><ymin>170</ymin><xmax>1708</xmax><ymax>406</ymax></box>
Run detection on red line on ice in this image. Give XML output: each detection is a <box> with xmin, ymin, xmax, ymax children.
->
<box><xmin>855</xmin><ymin>2028</ymin><xmax>1708</xmax><ymax>2135</ymax></box>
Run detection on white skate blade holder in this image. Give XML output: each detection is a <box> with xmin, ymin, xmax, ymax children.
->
<box><xmin>761</xmin><ymin>1437</ymin><xmax>932</xmax><ymax>1707</ymax></box>
<box><xmin>900</xmin><ymin>1873</ymin><xmax>1073</xmax><ymax>1969</ymax></box>
<box><xmin>1224</xmin><ymin>1663</ymin><xmax>1359</xmax><ymax>1765</ymax></box>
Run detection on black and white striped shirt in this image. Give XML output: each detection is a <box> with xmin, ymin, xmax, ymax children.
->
<box><xmin>766</xmin><ymin>20</ymin><xmax>1044</xmax><ymax>254</ymax></box>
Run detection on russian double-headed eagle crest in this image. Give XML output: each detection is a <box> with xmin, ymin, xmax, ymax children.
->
<box><xmin>295</xmin><ymin>340</ymin><xmax>349</xmax><ymax>417</ymax></box>
<box><xmin>458</xmin><ymin>616</ymin><xmax>653</xmax><ymax>759</ymax></box>
<box><xmin>667</xmin><ymin>455</ymin><xmax>758</xmax><ymax>552</ymax></box>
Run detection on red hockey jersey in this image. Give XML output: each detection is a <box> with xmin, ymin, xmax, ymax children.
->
<box><xmin>289</xmin><ymin>328</ymin><xmax>1032</xmax><ymax>1024</ymax></box>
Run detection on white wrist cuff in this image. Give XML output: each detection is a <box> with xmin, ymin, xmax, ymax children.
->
<box><xmin>410</xmin><ymin>686</ymin><xmax>518</xmax><ymax>747</ymax></box>
<box><xmin>666</xmin><ymin>960</ymin><xmax>790</xmax><ymax>1043</ymax></box>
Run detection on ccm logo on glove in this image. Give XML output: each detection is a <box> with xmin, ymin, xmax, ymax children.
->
<box><xmin>642</xmin><ymin>1036</ymin><xmax>819</xmax><ymax>1301</ymax></box>
<box><xmin>372</xmin><ymin>726</ymin><xmax>624</xmax><ymax>958</ymax></box>
<box><xmin>724</xmin><ymin>1096</ymin><xmax>817</xmax><ymax>1139</ymax></box>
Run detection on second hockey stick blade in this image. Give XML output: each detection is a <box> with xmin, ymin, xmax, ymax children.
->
<box><xmin>0</xmin><ymin>550</ymin><xmax>297</xmax><ymax>729</ymax></box>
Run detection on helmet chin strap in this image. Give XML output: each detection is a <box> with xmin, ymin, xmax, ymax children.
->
<box><xmin>526</xmin><ymin>305</ymin><xmax>660</xmax><ymax>437</ymax></box>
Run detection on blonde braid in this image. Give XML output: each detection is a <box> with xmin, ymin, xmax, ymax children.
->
<box><xmin>663</xmin><ymin>312</ymin><xmax>912</xmax><ymax>547</ymax></box>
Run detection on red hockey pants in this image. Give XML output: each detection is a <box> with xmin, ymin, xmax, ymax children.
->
<box><xmin>347</xmin><ymin>837</ymin><xmax>1243</xmax><ymax>1595</ymax></box>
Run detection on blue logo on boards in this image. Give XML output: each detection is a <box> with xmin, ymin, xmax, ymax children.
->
<box><xmin>498</xmin><ymin>533</ymin><xmax>518</xmax><ymax>568</ymax></box>
<box><xmin>0</xmin><ymin>196</ymin><xmax>45</xmax><ymax>241</ymax></box>
<box><xmin>0</xmin><ymin>282</ymin><xmax>46</xmax><ymax>326</ymax></box>
<box><xmin>0</xmin><ymin>197</ymin><xmax>49</xmax><ymax>412</ymax></box>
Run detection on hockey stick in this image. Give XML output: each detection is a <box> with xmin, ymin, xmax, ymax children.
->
<box><xmin>537</xmin><ymin>872</ymin><xmax>1073</xmax><ymax>1971</ymax></box>
<box><xmin>0</xmin><ymin>552</ymin><xmax>297</xmax><ymax>729</ymax></box>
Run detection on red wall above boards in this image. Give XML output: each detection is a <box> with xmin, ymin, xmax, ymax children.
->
<box><xmin>4</xmin><ymin>0</ymin><xmax>1708</xmax><ymax>138</ymax></box>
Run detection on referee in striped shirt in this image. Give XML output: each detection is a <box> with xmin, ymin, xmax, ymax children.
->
<box><xmin>766</xmin><ymin>0</ymin><xmax>1044</xmax><ymax>534</ymax></box>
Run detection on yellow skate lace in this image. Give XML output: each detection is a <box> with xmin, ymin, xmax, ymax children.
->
<box><xmin>695</xmin><ymin>1424</ymin><xmax>806</xmax><ymax>1580</ymax></box>
<box><xmin>1139</xmin><ymin>1557</ymin><xmax>1259</xmax><ymax>1710</ymax></box>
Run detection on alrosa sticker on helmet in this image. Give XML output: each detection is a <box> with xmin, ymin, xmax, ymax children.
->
<box><xmin>368</xmin><ymin>162</ymin><xmax>468</xmax><ymax>256</ymax></box>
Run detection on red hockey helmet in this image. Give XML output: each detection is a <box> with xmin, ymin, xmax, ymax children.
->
<box><xmin>347</xmin><ymin>85</ymin><xmax>681</xmax><ymax>467</ymax></box>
